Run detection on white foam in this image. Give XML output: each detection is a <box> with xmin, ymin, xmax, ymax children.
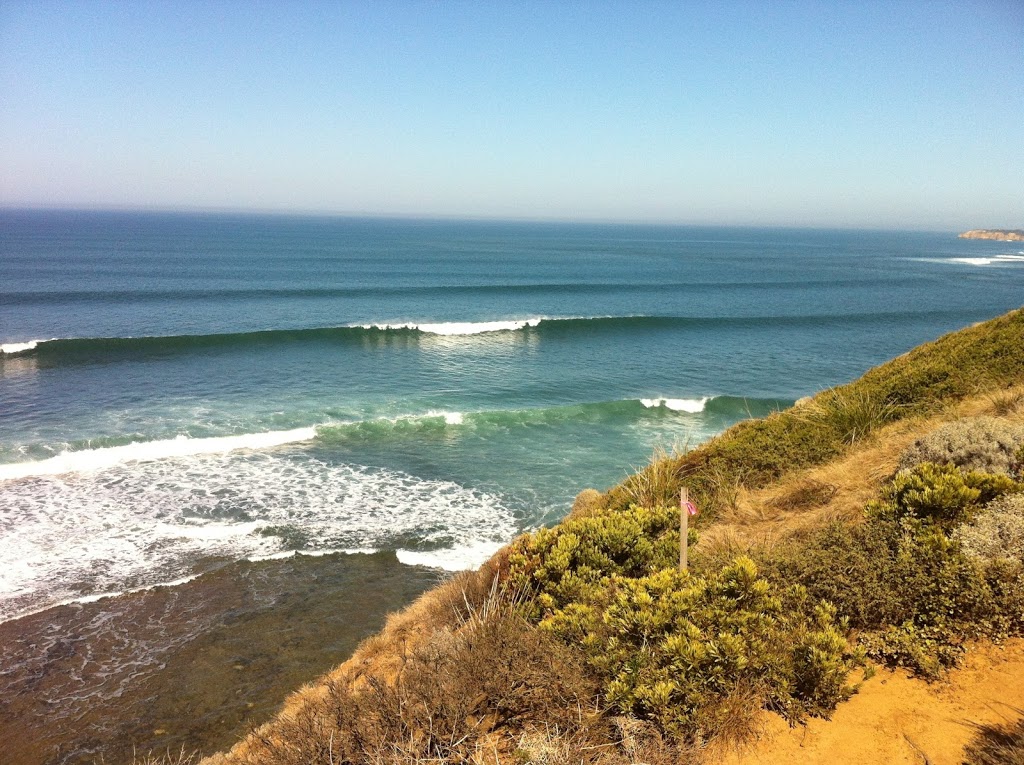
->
<box><xmin>397</xmin><ymin>540</ymin><xmax>507</xmax><ymax>571</ymax></box>
<box><xmin>950</xmin><ymin>257</ymin><xmax>997</xmax><ymax>266</ymax></box>
<box><xmin>358</xmin><ymin>319</ymin><xmax>543</xmax><ymax>335</ymax></box>
<box><xmin>156</xmin><ymin>520</ymin><xmax>265</xmax><ymax>541</ymax></box>
<box><xmin>357</xmin><ymin>411</ymin><xmax>465</xmax><ymax>428</ymax></box>
<box><xmin>245</xmin><ymin>547</ymin><xmax>378</xmax><ymax>562</ymax></box>
<box><xmin>0</xmin><ymin>452</ymin><xmax>515</xmax><ymax>622</ymax></box>
<box><xmin>0</xmin><ymin>427</ymin><xmax>318</xmax><ymax>482</ymax></box>
<box><xmin>922</xmin><ymin>254</ymin><xmax>1024</xmax><ymax>267</ymax></box>
<box><xmin>640</xmin><ymin>397</ymin><xmax>709</xmax><ymax>413</ymax></box>
<box><xmin>5</xmin><ymin>573</ymin><xmax>206</xmax><ymax>622</ymax></box>
<box><xmin>0</xmin><ymin>340</ymin><xmax>44</xmax><ymax>355</ymax></box>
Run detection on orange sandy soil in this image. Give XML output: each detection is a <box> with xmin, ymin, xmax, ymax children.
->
<box><xmin>715</xmin><ymin>639</ymin><xmax>1024</xmax><ymax>765</ymax></box>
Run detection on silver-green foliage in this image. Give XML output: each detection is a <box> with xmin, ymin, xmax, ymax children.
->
<box><xmin>898</xmin><ymin>416</ymin><xmax>1024</xmax><ymax>476</ymax></box>
<box><xmin>955</xmin><ymin>493</ymin><xmax>1024</xmax><ymax>565</ymax></box>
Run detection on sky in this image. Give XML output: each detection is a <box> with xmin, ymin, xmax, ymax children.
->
<box><xmin>1</xmin><ymin>1</ymin><xmax>1021</xmax><ymax>229</ymax></box>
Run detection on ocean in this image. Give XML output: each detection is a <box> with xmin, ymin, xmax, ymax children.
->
<box><xmin>2</xmin><ymin>210</ymin><xmax>1023</xmax><ymax>760</ymax></box>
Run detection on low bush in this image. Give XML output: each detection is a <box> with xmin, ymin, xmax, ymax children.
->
<box><xmin>507</xmin><ymin>503</ymin><xmax>685</xmax><ymax>618</ymax></box>
<box><xmin>870</xmin><ymin>462</ymin><xmax>1020</xmax><ymax>530</ymax></box>
<box><xmin>239</xmin><ymin>603</ymin><xmax>596</xmax><ymax>765</ymax></box>
<box><xmin>507</xmin><ymin>507</ymin><xmax>856</xmax><ymax>743</ymax></box>
<box><xmin>759</xmin><ymin>464</ymin><xmax>1024</xmax><ymax>677</ymax></box>
<box><xmin>898</xmin><ymin>416</ymin><xmax>1024</xmax><ymax>476</ymax></box>
<box><xmin>955</xmin><ymin>493</ymin><xmax>1024</xmax><ymax>565</ymax></box>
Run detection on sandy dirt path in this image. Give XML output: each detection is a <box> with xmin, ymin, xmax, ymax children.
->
<box><xmin>717</xmin><ymin>639</ymin><xmax>1024</xmax><ymax>765</ymax></box>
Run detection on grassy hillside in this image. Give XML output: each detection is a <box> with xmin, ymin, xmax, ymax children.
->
<box><xmin>606</xmin><ymin>308</ymin><xmax>1024</xmax><ymax>520</ymax></box>
<box><xmin>199</xmin><ymin>308</ymin><xmax>1024</xmax><ymax>765</ymax></box>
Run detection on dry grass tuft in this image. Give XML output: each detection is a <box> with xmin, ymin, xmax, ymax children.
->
<box><xmin>983</xmin><ymin>384</ymin><xmax>1024</xmax><ymax>418</ymax></box>
<box><xmin>963</xmin><ymin>708</ymin><xmax>1024</xmax><ymax>765</ymax></box>
<box><xmin>127</xmin><ymin>749</ymin><xmax>201</xmax><ymax>765</ymax></box>
<box><xmin>569</xmin><ymin>488</ymin><xmax>606</xmax><ymax>520</ymax></box>
<box><xmin>619</xmin><ymin>446</ymin><xmax>686</xmax><ymax>510</ymax></box>
<box><xmin>609</xmin><ymin>717</ymin><xmax>700</xmax><ymax>765</ymax></box>
<box><xmin>794</xmin><ymin>386</ymin><xmax>903</xmax><ymax>446</ymax></box>
<box><xmin>768</xmin><ymin>479</ymin><xmax>838</xmax><ymax>512</ymax></box>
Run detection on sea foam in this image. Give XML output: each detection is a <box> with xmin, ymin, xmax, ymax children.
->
<box><xmin>0</xmin><ymin>451</ymin><xmax>515</xmax><ymax>622</ymax></box>
<box><xmin>0</xmin><ymin>340</ymin><xmax>44</xmax><ymax>355</ymax></box>
<box><xmin>397</xmin><ymin>540</ymin><xmax>507</xmax><ymax>571</ymax></box>
<box><xmin>929</xmin><ymin>254</ymin><xmax>1024</xmax><ymax>267</ymax></box>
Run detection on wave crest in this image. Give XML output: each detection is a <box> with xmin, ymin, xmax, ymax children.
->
<box><xmin>2</xmin><ymin>311</ymin><xmax>972</xmax><ymax>363</ymax></box>
<box><xmin>358</xmin><ymin>319</ymin><xmax>544</xmax><ymax>336</ymax></box>
<box><xmin>639</xmin><ymin>397</ymin><xmax>709</xmax><ymax>413</ymax></box>
<box><xmin>1</xmin><ymin>340</ymin><xmax>43</xmax><ymax>355</ymax></box>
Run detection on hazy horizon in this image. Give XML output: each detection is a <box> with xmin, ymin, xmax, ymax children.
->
<box><xmin>0</xmin><ymin>203</ymin><xmax>1000</xmax><ymax>233</ymax></box>
<box><xmin>2</xmin><ymin>1</ymin><xmax>1022</xmax><ymax>229</ymax></box>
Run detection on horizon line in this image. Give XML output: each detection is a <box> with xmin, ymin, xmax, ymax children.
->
<box><xmin>0</xmin><ymin>203</ymin><xmax>978</xmax><ymax>234</ymax></box>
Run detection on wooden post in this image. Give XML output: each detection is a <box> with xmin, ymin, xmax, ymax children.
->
<box><xmin>679</xmin><ymin>486</ymin><xmax>688</xmax><ymax>572</ymax></box>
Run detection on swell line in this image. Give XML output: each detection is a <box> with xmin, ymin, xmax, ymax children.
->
<box><xmin>0</xmin><ymin>309</ymin><xmax>972</xmax><ymax>362</ymax></box>
<box><xmin>0</xmin><ymin>276</ymin><xmax>920</xmax><ymax>306</ymax></box>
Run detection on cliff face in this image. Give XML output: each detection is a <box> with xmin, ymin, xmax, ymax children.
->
<box><xmin>959</xmin><ymin>229</ymin><xmax>1024</xmax><ymax>242</ymax></box>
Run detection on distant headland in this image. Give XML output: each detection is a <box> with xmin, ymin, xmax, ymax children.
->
<box><xmin>959</xmin><ymin>229</ymin><xmax>1024</xmax><ymax>242</ymax></box>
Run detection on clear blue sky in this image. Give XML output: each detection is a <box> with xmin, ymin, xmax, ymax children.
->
<box><xmin>1</xmin><ymin>1</ymin><xmax>1021</xmax><ymax>228</ymax></box>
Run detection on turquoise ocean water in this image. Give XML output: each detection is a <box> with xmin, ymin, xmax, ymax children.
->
<box><xmin>2</xmin><ymin>210</ymin><xmax>1023</xmax><ymax>623</ymax></box>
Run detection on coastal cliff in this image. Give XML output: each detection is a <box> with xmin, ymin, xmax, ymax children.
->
<box><xmin>959</xmin><ymin>229</ymin><xmax>1024</xmax><ymax>242</ymax></box>
<box><xmin>196</xmin><ymin>309</ymin><xmax>1024</xmax><ymax>765</ymax></box>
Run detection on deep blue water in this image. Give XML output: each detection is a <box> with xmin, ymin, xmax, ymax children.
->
<box><xmin>1</xmin><ymin>210</ymin><xmax>1022</xmax><ymax>620</ymax></box>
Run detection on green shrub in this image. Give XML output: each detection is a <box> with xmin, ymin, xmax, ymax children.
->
<box><xmin>870</xmin><ymin>462</ymin><xmax>1019</xmax><ymax>530</ymax></box>
<box><xmin>507</xmin><ymin>504</ymin><xmax>686</xmax><ymax>617</ymax></box>
<box><xmin>759</xmin><ymin>465</ymin><xmax>1024</xmax><ymax>677</ymax></box>
<box><xmin>898</xmin><ymin>417</ymin><xmax>1024</xmax><ymax>476</ymax></box>
<box><xmin>507</xmin><ymin>511</ymin><xmax>856</xmax><ymax>742</ymax></box>
<box><xmin>533</xmin><ymin>562</ymin><xmax>855</xmax><ymax>741</ymax></box>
